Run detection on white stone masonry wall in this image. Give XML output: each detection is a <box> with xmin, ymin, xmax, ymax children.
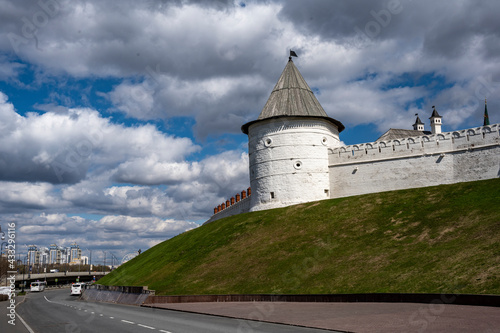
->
<box><xmin>248</xmin><ymin>117</ymin><xmax>342</xmax><ymax>212</ymax></box>
<box><xmin>329</xmin><ymin>124</ymin><xmax>500</xmax><ymax>198</ymax></box>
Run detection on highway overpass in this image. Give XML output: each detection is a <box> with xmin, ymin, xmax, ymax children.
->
<box><xmin>13</xmin><ymin>271</ymin><xmax>109</xmax><ymax>287</ymax></box>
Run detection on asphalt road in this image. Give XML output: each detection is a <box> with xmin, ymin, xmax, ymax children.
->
<box><xmin>10</xmin><ymin>289</ymin><xmax>337</xmax><ymax>333</ymax></box>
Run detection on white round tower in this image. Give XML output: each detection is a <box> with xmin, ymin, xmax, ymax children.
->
<box><xmin>242</xmin><ymin>57</ymin><xmax>344</xmax><ymax>212</ymax></box>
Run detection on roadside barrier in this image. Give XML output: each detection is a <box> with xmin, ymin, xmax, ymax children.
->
<box><xmin>81</xmin><ymin>285</ymin><xmax>154</xmax><ymax>306</ymax></box>
<box><xmin>142</xmin><ymin>293</ymin><xmax>500</xmax><ymax>307</ymax></box>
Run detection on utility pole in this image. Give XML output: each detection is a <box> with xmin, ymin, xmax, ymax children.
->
<box><xmin>102</xmin><ymin>251</ymin><xmax>106</xmax><ymax>273</ymax></box>
<box><xmin>109</xmin><ymin>253</ymin><xmax>118</xmax><ymax>270</ymax></box>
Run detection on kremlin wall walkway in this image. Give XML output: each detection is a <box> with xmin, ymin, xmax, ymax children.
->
<box><xmin>145</xmin><ymin>301</ymin><xmax>500</xmax><ymax>332</ymax></box>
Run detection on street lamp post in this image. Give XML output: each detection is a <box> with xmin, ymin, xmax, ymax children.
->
<box><xmin>0</xmin><ymin>225</ymin><xmax>5</xmax><ymax>240</ymax></box>
<box><xmin>24</xmin><ymin>244</ymin><xmax>31</xmax><ymax>280</ymax></box>
<box><xmin>22</xmin><ymin>255</ymin><xmax>27</xmax><ymax>293</ymax></box>
<box><xmin>0</xmin><ymin>225</ymin><xmax>5</xmax><ymax>285</ymax></box>
<box><xmin>0</xmin><ymin>224</ymin><xmax>5</xmax><ymax>286</ymax></box>
<box><xmin>1</xmin><ymin>242</ymin><xmax>8</xmax><ymax>286</ymax></box>
<box><xmin>43</xmin><ymin>259</ymin><xmax>47</xmax><ymax>284</ymax></box>
<box><xmin>16</xmin><ymin>254</ymin><xmax>20</xmax><ymax>280</ymax></box>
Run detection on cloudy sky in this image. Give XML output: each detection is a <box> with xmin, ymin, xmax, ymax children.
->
<box><xmin>1</xmin><ymin>0</ymin><xmax>498</xmax><ymax>264</ymax></box>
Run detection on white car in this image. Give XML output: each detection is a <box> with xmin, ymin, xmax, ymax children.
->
<box><xmin>0</xmin><ymin>286</ymin><xmax>11</xmax><ymax>296</ymax></box>
<box><xmin>70</xmin><ymin>283</ymin><xmax>84</xmax><ymax>296</ymax></box>
<box><xmin>30</xmin><ymin>281</ymin><xmax>46</xmax><ymax>292</ymax></box>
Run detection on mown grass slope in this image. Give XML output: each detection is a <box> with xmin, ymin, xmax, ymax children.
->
<box><xmin>99</xmin><ymin>179</ymin><xmax>500</xmax><ymax>295</ymax></box>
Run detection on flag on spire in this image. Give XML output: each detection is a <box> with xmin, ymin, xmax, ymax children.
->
<box><xmin>484</xmin><ymin>99</ymin><xmax>490</xmax><ymax>126</ymax></box>
<box><xmin>290</xmin><ymin>50</ymin><xmax>298</xmax><ymax>58</ymax></box>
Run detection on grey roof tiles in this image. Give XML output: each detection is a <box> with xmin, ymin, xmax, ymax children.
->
<box><xmin>242</xmin><ymin>59</ymin><xmax>344</xmax><ymax>134</ymax></box>
<box><xmin>258</xmin><ymin>59</ymin><xmax>329</xmax><ymax>119</ymax></box>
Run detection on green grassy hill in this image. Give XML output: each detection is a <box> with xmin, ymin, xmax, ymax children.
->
<box><xmin>99</xmin><ymin>179</ymin><xmax>500</xmax><ymax>295</ymax></box>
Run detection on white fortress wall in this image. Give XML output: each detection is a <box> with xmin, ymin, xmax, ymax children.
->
<box><xmin>248</xmin><ymin>117</ymin><xmax>341</xmax><ymax>211</ymax></box>
<box><xmin>329</xmin><ymin>124</ymin><xmax>500</xmax><ymax>198</ymax></box>
<box><xmin>453</xmin><ymin>125</ymin><xmax>500</xmax><ymax>181</ymax></box>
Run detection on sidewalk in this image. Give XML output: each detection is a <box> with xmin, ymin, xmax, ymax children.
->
<box><xmin>0</xmin><ymin>296</ymin><xmax>31</xmax><ymax>333</ymax></box>
<box><xmin>145</xmin><ymin>301</ymin><xmax>500</xmax><ymax>332</ymax></box>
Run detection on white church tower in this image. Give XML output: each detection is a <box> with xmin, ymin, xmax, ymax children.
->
<box><xmin>413</xmin><ymin>114</ymin><xmax>425</xmax><ymax>131</ymax></box>
<box><xmin>241</xmin><ymin>55</ymin><xmax>345</xmax><ymax>212</ymax></box>
<box><xmin>429</xmin><ymin>106</ymin><xmax>442</xmax><ymax>134</ymax></box>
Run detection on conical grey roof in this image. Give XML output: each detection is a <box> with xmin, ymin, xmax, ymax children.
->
<box><xmin>258</xmin><ymin>59</ymin><xmax>327</xmax><ymax>119</ymax></box>
<box><xmin>430</xmin><ymin>107</ymin><xmax>441</xmax><ymax>118</ymax></box>
<box><xmin>242</xmin><ymin>59</ymin><xmax>344</xmax><ymax>134</ymax></box>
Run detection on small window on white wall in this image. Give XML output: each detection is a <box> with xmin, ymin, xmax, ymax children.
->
<box><xmin>293</xmin><ymin>161</ymin><xmax>303</xmax><ymax>169</ymax></box>
<box><xmin>270</xmin><ymin>192</ymin><xmax>275</xmax><ymax>199</ymax></box>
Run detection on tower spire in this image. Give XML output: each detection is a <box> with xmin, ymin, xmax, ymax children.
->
<box><xmin>484</xmin><ymin>98</ymin><xmax>490</xmax><ymax>126</ymax></box>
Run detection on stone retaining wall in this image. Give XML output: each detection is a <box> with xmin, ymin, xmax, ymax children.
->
<box><xmin>81</xmin><ymin>285</ymin><xmax>154</xmax><ymax>306</ymax></box>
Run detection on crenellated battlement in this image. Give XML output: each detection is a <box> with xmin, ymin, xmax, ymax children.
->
<box><xmin>329</xmin><ymin>124</ymin><xmax>499</xmax><ymax>166</ymax></box>
<box><xmin>212</xmin><ymin>187</ymin><xmax>251</xmax><ymax>214</ymax></box>
<box><xmin>328</xmin><ymin>123</ymin><xmax>500</xmax><ymax>199</ymax></box>
<box><xmin>205</xmin><ymin>188</ymin><xmax>252</xmax><ymax>224</ymax></box>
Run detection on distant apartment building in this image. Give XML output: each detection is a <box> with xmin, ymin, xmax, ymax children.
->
<box><xmin>69</xmin><ymin>242</ymin><xmax>82</xmax><ymax>265</ymax></box>
<box><xmin>26</xmin><ymin>242</ymin><xmax>86</xmax><ymax>266</ymax></box>
<box><xmin>27</xmin><ymin>245</ymin><xmax>40</xmax><ymax>266</ymax></box>
<box><xmin>49</xmin><ymin>244</ymin><xmax>62</xmax><ymax>264</ymax></box>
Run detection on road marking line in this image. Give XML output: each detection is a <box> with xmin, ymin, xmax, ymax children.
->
<box><xmin>110</xmin><ymin>317</ymin><xmax>114</xmax><ymax>319</ymax></box>
<box><xmin>99</xmin><ymin>314</ymin><xmax>103</xmax><ymax>316</ymax></box>
<box><xmin>159</xmin><ymin>330</ymin><xmax>172</xmax><ymax>333</ymax></box>
<box><xmin>121</xmin><ymin>320</ymin><xmax>135</xmax><ymax>324</ymax></box>
<box><xmin>138</xmin><ymin>324</ymin><xmax>156</xmax><ymax>329</ymax></box>
<box><xmin>17</xmin><ymin>313</ymin><xmax>36</xmax><ymax>333</ymax></box>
